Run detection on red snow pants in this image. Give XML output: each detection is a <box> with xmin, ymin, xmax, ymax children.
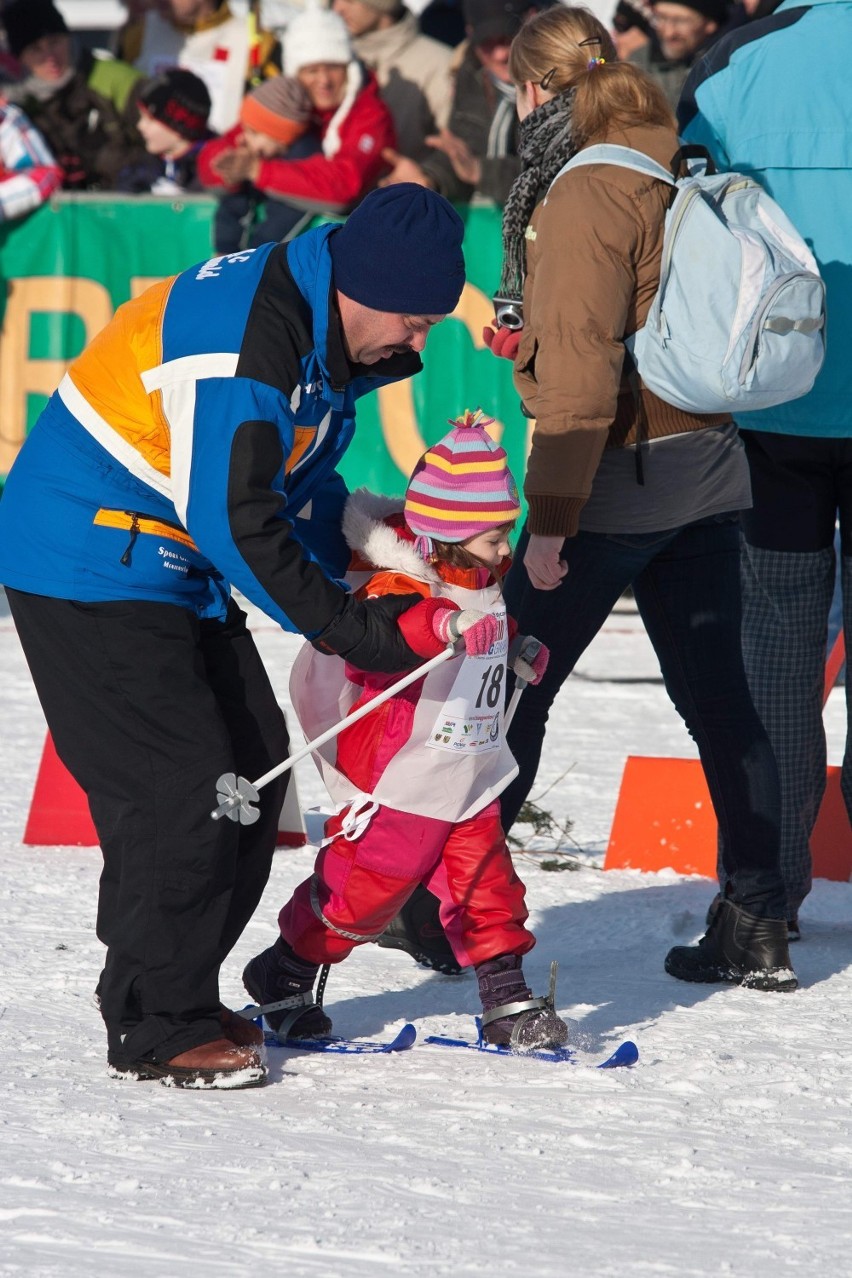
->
<box><xmin>278</xmin><ymin>799</ymin><xmax>535</xmax><ymax>967</ymax></box>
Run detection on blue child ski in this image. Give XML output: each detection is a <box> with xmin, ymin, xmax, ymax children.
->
<box><xmin>264</xmin><ymin>1022</ymin><xmax>418</xmax><ymax>1055</ymax></box>
<box><xmin>424</xmin><ymin>1019</ymin><xmax>638</xmax><ymax>1068</ymax></box>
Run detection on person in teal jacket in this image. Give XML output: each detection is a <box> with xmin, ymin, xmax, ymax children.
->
<box><xmin>678</xmin><ymin>0</ymin><xmax>852</xmax><ymax>937</ymax></box>
<box><xmin>0</xmin><ymin>183</ymin><xmax>466</xmax><ymax>1089</ymax></box>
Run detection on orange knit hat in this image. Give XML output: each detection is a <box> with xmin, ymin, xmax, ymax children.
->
<box><xmin>240</xmin><ymin>75</ymin><xmax>312</xmax><ymax>147</ymax></box>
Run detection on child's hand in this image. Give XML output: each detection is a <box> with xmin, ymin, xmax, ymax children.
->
<box><xmin>483</xmin><ymin>324</ymin><xmax>521</xmax><ymax>361</ymax></box>
<box><xmin>509</xmin><ymin>634</ymin><xmax>550</xmax><ymax>685</ymax></box>
<box><xmin>434</xmin><ymin>608</ymin><xmax>499</xmax><ymax>655</ymax></box>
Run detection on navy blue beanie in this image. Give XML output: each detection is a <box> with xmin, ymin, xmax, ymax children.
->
<box><xmin>330</xmin><ymin>184</ymin><xmax>466</xmax><ymax>315</ymax></box>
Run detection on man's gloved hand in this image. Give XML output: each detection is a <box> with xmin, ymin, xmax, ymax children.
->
<box><xmin>482</xmin><ymin>324</ymin><xmax>521</xmax><ymax>361</ymax></box>
<box><xmin>433</xmin><ymin>607</ymin><xmax>500</xmax><ymax>655</ymax></box>
<box><xmin>508</xmin><ymin>634</ymin><xmax>550</xmax><ymax>685</ymax></box>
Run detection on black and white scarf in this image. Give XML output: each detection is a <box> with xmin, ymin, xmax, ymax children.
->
<box><xmin>498</xmin><ymin>89</ymin><xmax>578</xmax><ymax>304</ymax></box>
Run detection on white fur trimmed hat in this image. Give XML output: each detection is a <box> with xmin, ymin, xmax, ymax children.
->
<box><xmin>283</xmin><ymin>6</ymin><xmax>353</xmax><ymax>75</ymax></box>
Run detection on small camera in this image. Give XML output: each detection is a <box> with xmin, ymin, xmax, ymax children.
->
<box><xmin>493</xmin><ymin>294</ymin><xmax>524</xmax><ymax>332</ymax></box>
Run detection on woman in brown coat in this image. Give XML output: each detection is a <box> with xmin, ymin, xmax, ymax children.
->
<box><xmin>492</xmin><ymin>6</ymin><xmax>796</xmax><ymax>990</ymax></box>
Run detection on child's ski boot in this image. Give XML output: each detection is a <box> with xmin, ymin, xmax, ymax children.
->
<box><xmin>243</xmin><ymin>937</ymin><xmax>333</xmax><ymax>1041</ymax></box>
<box><xmin>476</xmin><ymin>955</ymin><xmax>569</xmax><ymax>1051</ymax></box>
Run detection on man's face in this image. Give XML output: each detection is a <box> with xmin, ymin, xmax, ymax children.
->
<box><xmin>333</xmin><ymin>0</ymin><xmax>384</xmax><ymax>38</ymax></box>
<box><xmin>653</xmin><ymin>3</ymin><xmax>717</xmax><ymax>60</ymax></box>
<box><xmin>19</xmin><ymin>32</ymin><xmax>72</xmax><ymax>81</ymax></box>
<box><xmin>337</xmin><ymin>295</ymin><xmax>445</xmax><ymax>365</ymax></box>
<box><xmin>472</xmin><ymin>35</ymin><xmax>514</xmax><ymax>83</ymax></box>
<box><xmin>298</xmin><ymin>63</ymin><xmax>348</xmax><ymax>111</ymax></box>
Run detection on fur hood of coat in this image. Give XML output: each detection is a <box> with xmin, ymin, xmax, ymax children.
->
<box><xmin>342</xmin><ymin>488</ymin><xmax>441</xmax><ymax>586</ymax></box>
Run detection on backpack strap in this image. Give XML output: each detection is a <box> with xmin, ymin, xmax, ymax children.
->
<box><xmin>548</xmin><ymin>144</ymin><xmax>676</xmax><ymax>193</ymax></box>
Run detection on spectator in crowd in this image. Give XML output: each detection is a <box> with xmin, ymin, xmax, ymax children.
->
<box><xmin>117</xmin><ymin>66</ymin><xmax>214</xmax><ymax>193</ymax></box>
<box><xmin>0</xmin><ymin>183</ymin><xmax>466</xmax><ymax>1089</ymax></box>
<box><xmin>679</xmin><ymin>0</ymin><xmax>852</xmax><ymax>939</ymax></box>
<box><xmin>119</xmin><ymin>0</ymin><xmax>281</xmax><ymax>135</ymax></box>
<box><xmin>489</xmin><ymin>5</ymin><xmax>795</xmax><ymax>991</ymax></box>
<box><xmin>200</xmin><ymin>73</ymin><xmax>317</xmax><ymax>249</ymax></box>
<box><xmin>332</xmin><ymin>0</ymin><xmax>454</xmax><ymax>164</ymax></box>
<box><xmin>198</xmin><ymin>6</ymin><xmax>395</xmax><ymax>248</ymax></box>
<box><xmin>420</xmin><ymin>0</ymin><xmax>467</xmax><ymax>48</ymax></box>
<box><xmin>610</xmin><ymin>0</ymin><xmax>655</xmax><ymax>59</ymax></box>
<box><xmin>3</xmin><ymin>0</ymin><xmax>150</xmax><ymax>191</ymax></box>
<box><xmin>0</xmin><ymin>94</ymin><xmax>62</xmax><ymax>221</ymax></box>
<box><xmin>381</xmin><ymin>0</ymin><xmax>540</xmax><ymax>205</ymax></box>
<box><xmin>629</xmin><ymin>0</ymin><xmax>729</xmax><ymax>110</ymax></box>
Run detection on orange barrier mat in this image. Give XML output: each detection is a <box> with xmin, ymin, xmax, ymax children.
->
<box><xmin>604</xmin><ymin>632</ymin><xmax>851</xmax><ymax>882</ymax></box>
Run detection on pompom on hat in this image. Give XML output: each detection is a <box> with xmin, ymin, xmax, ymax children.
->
<box><xmin>405</xmin><ymin>409</ymin><xmax>521</xmax><ymax>558</ymax></box>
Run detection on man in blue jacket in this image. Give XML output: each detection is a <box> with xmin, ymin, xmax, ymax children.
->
<box><xmin>0</xmin><ymin>183</ymin><xmax>466</xmax><ymax>1088</ymax></box>
<box><xmin>675</xmin><ymin>0</ymin><xmax>852</xmax><ymax>950</ymax></box>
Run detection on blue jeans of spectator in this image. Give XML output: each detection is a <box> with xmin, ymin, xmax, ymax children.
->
<box><xmin>502</xmin><ymin>514</ymin><xmax>787</xmax><ymax>918</ymax></box>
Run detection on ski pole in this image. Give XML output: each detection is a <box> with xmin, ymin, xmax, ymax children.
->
<box><xmin>503</xmin><ymin>678</ymin><xmax>528</xmax><ymax>732</ymax></box>
<box><xmin>211</xmin><ymin>643</ymin><xmax>457</xmax><ymax>825</ymax></box>
<box><xmin>503</xmin><ymin>637</ymin><xmax>542</xmax><ymax>731</ymax></box>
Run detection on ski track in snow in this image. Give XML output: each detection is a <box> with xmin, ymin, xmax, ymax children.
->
<box><xmin>2</xmin><ymin>592</ymin><xmax>852</xmax><ymax>1276</ymax></box>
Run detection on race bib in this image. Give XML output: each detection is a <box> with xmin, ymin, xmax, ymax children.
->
<box><xmin>426</xmin><ymin>607</ymin><xmax>508</xmax><ymax>755</ymax></box>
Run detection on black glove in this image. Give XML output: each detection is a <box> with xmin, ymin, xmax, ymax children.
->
<box><xmin>311</xmin><ymin>592</ymin><xmax>426</xmax><ymax>672</ymax></box>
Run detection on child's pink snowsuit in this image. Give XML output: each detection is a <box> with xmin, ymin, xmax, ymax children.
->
<box><xmin>279</xmin><ymin>493</ymin><xmax>534</xmax><ymax>968</ymax></box>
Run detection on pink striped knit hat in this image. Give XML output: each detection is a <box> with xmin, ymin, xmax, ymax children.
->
<box><xmin>404</xmin><ymin>408</ymin><xmax>521</xmax><ymax>557</ymax></box>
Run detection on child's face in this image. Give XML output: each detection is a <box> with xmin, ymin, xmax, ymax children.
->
<box><xmin>241</xmin><ymin>125</ymin><xmax>289</xmax><ymax>158</ymax></box>
<box><xmin>137</xmin><ymin>108</ymin><xmax>190</xmax><ymax>159</ymax></box>
<box><xmin>462</xmin><ymin>526</ymin><xmax>513</xmax><ymax>570</ymax></box>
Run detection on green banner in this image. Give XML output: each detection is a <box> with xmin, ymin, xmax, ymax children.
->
<box><xmin>0</xmin><ymin>194</ymin><xmax>529</xmax><ymax>509</ymax></box>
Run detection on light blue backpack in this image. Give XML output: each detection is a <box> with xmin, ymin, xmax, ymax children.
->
<box><xmin>550</xmin><ymin>144</ymin><xmax>826</xmax><ymax>415</ymax></box>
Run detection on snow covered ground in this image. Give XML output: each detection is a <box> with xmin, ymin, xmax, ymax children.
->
<box><xmin>2</xmin><ymin>588</ymin><xmax>852</xmax><ymax>1277</ymax></box>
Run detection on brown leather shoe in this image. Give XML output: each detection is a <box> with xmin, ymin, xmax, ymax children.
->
<box><xmin>220</xmin><ymin>1004</ymin><xmax>264</xmax><ymax>1047</ymax></box>
<box><xmin>141</xmin><ymin>1038</ymin><xmax>267</xmax><ymax>1089</ymax></box>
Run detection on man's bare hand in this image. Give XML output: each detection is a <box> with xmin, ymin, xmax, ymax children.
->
<box><xmin>378</xmin><ymin>148</ymin><xmax>434</xmax><ymax>188</ymax></box>
<box><xmin>426</xmin><ymin>129</ymin><xmax>482</xmax><ymax>187</ymax></box>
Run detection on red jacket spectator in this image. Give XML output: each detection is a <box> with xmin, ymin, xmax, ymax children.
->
<box><xmin>198</xmin><ymin>66</ymin><xmax>394</xmax><ymax>213</ymax></box>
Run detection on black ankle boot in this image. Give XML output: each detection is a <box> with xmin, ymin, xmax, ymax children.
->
<box><xmin>665</xmin><ymin>900</ymin><xmax>797</xmax><ymax>992</ymax></box>
<box><xmin>243</xmin><ymin>938</ymin><xmax>333</xmax><ymax>1041</ymax></box>
<box><xmin>707</xmin><ymin>891</ymin><xmax>801</xmax><ymax>942</ymax></box>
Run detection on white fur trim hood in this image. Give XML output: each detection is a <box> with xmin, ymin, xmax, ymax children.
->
<box><xmin>342</xmin><ymin>489</ymin><xmax>440</xmax><ymax>584</ymax></box>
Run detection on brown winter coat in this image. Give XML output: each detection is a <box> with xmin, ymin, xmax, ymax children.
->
<box><xmin>515</xmin><ymin>121</ymin><xmax>731</xmax><ymax>538</ymax></box>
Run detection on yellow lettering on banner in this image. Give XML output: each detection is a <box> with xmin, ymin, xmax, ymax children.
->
<box><xmin>0</xmin><ymin>276</ymin><xmax>112</xmax><ymax>473</ymax></box>
<box><xmin>376</xmin><ymin>378</ymin><xmax>423</xmax><ymax>478</ymax></box>
<box><xmin>376</xmin><ymin>283</ymin><xmax>509</xmax><ymax>476</ymax></box>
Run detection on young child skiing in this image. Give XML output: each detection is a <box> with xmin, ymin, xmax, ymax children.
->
<box><xmin>243</xmin><ymin>410</ymin><xmax>570</xmax><ymax>1052</ymax></box>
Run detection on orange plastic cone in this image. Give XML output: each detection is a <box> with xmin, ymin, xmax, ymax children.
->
<box><xmin>23</xmin><ymin>734</ymin><xmax>307</xmax><ymax>849</ymax></box>
<box><xmin>604</xmin><ymin>633</ymin><xmax>852</xmax><ymax>883</ymax></box>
